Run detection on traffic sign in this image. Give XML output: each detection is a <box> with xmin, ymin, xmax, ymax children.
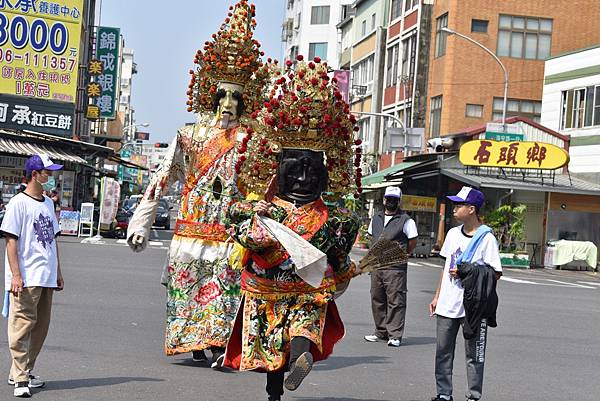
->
<box><xmin>485</xmin><ymin>122</ymin><xmax>523</xmax><ymax>142</ymax></box>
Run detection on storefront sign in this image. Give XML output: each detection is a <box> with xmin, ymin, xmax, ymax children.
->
<box><xmin>85</xmin><ymin>104</ymin><xmax>99</xmax><ymax>120</ymax></box>
<box><xmin>94</xmin><ymin>26</ymin><xmax>120</xmax><ymax>119</ymax></box>
<box><xmin>59</xmin><ymin>210</ymin><xmax>80</xmax><ymax>235</ymax></box>
<box><xmin>401</xmin><ymin>195</ymin><xmax>437</xmax><ymax>213</ymax></box>
<box><xmin>459</xmin><ymin>139</ymin><xmax>569</xmax><ymax>170</ymax></box>
<box><xmin>0</xmin><ymin>0</ymin><xmax>84</xmax><ymax>103</ymax></box>
<box><xmin>0</xmin><ymin>93</ymin><xmax>74</xmax><ymax>136</ymax></box>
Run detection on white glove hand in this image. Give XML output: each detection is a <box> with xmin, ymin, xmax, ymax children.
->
<box><xmin>128</xmin><ymin>233</ymin><xmax>147</xmax><ymax>253</ymax></box>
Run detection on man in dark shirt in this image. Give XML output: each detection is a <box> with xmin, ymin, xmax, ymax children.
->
<box><xmin>364</xmin><ymin>186</ymin><xmax>418</xmax><ymax>347</ymax></box>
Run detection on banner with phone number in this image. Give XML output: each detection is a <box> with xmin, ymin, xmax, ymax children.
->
<box><xmin>0</xmin><ymin>0</ymin><xmax>84</xmax><ymax>103</ymax></box>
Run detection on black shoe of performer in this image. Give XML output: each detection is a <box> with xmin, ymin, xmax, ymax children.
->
<box><xmin>192</xmin><ymin>350</ymin><xmax>208</xmax><ymax>363</ymax></box>
<box><xmin>284</xmin><ymin>352</ymin><xmax>313</xmax><ymax>391</ymax></box>
<box><xmin>267</xmin><ymin>397</ymin><xmax>281</xmax><ymax>401</ymax></box>
<box><xmin>211</xmin><ymin>350</ymin><xmax>225</xmax><ymax>370</ymax></box>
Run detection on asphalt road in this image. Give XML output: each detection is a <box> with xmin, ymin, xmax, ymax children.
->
<box><xmin>0</xmin><ymin>232</ymin><xmax>598</xmax><ymax>401</ymax></box>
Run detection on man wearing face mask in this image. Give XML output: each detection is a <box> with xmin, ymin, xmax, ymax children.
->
<box><xmin>0</xmin><ymin>154</ymin><xmax>64</xmax><ymax>398</ymax></box>
<box><xmin>364</xmin><ymin>186</ymin><xmax>418</xmax><ymax>347</ymax></box>
<box><xmin>126</xmin><ymin>0</ymin><xmax>273</xmax><ymax>367</ymax></box>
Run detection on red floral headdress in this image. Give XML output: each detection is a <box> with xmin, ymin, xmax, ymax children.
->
<box><xmin>236</xmin><ymin>56</ymin><xmax>363</xmax><ymax>200</ymax></box>
<box><xmin>185</xmin><ymin>0</ymin><xmax>271</xmax><ymax>115</ymax></box>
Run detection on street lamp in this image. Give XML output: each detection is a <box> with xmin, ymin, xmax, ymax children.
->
<box><xmin>352</xmin><ymin>111</ymin><xmax>408</xmax><ymax>155</ymax></box>
<box><xmin>441</xmin><ymin>27</ymin><xmax>509</xmax><ymax>127</ymax></box>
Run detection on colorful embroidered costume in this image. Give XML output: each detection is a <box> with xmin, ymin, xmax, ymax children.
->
<box><xmin>223</xmin><ymin>197</ymin><xmax>359</xmax><ymax>371</ymax></box>
<box><xmin>126</xmin><ymin>0</ymin><xmax>274</xmax><ymax>357</ymax></box>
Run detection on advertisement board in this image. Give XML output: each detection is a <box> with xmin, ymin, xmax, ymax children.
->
<box><xmin>0</xmin><ymin>93</ymin><xmax>74</xmax><ymax>136</ymax></box>
<box><xmin>0</xmin><ymin>0</ymin><xmax>84</xmax><ymax>103</ymax></box>
<box><xmin>94</xmin><ymin>26</ymin><xmax>120</xmax><ymax>119</ymax></box>
<box><xmin>459</xmin><ymin>140</ymin><xmax>570</xmax><ymax>170</ymax></box>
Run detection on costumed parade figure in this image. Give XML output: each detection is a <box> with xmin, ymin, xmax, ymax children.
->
<box><xmin>223</xmin><ymin>56</ymin><xmax>366</xmax><ymax>401</ymax></box>
<box><xmin>126</xmin><ymin>0</ymin><xmax>274</xmax><ymax>367</ymax></box>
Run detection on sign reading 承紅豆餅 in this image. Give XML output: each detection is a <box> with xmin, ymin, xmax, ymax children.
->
<box><xmin>94</xmin><ymin>26</ymin><xmax>120</xmax><ymax>119</ymax></box>
<box><xmin>0</xmin><ymin>0</ymin><xmax>84</xmax><ymax>103</ymax></box>
<box><xmin>459</xmin><ymin>139</ymin><xmax>570</xmax><ymax>170</ymax></box>
<box><xmin>0</xmin><ymin>93</ymin><xmax>74</xmax><ymax>136</ymax></box>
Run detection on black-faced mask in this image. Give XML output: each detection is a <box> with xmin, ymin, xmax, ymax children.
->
<box><xmin>384</xmin><ymin>197</ymin><xmax>399</xmax><ymax>212</ymax></box>
<box><xmin>277</xmin><ymin>149</ymin><xmax>328</xmax><ymax>205</ymax></box>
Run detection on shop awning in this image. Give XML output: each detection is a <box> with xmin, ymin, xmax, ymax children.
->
<box><xmin>441</xmin><ymin>168</ymin><xmax>600</xmax><ymax>196</ymax></box>
<box><xmin>0</xmin><ymin>136</ymin><xmax>87</xmax><ymax>164</ymax></box>
<box><xmin>361</xmin><ymin>161</ymin><xmax>423</xmax><ymax>188</ymax></box>
<box><xmin>109</xmin><ymin>155</ymin><xmax>148</xmax><ymax>170</ymax></box>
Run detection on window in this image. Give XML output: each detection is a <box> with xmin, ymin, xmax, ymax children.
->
<box><xmin>310</xmin><ymin>6</ymin><xmax>330</xmax><ymax>24</ymax></box>
<box><xmin>308</xmin><ymin>42</ymin><xmax>328</xmax><ymax>60</ymax></box>
<box><xmin>401</xmin><ymin>34</ymin><xmax>417</xmax><ymax>79</ymax></box>
<box><xmin>466</xmin><ymin>104</ymin><xmax>484</xmax><ymax>118</ymax></box>
<box><xmin>391</xmin><ymin>0</ymin><xmax>402</xmax><ymax>20</ymax></box>
<box><xmin>435</xmin><ymin>13</ymin><xmax>448</xmax><ymax>58</ymax></box>
<box><xmin>492</xmin><ymin>97</ymin><xmax>542</xmax><ymax>122</ymax></box>
<box><xmin>560</xmin><ymin>86</ymin><xmax>600</xmax><ymax>129</ymax></box>
<box><xmin>471</xmin><ymin>19</ymin><xmax>488</xmax><ymax>33</ymax></box>
<box><xmin>386</xmin><ymin>44</ymin><xmax>400</xmax><ymax>87</ymax></box>
<box><xmin>430</xmin><ymin>96</ymin><xmax>443</xmax><ymax>137</ymax></box>
<box><xmin>361</xmin><ymin>20</ymin><xmax>367</xmax><ymax>36</ymax></box>
<box><xmin>358</xmin><ymin>117</ymin><xmax>372</xmax><ymax>148</ymax></box>
<box><xmin>405</xmin><ymin>0</ymin><xmax>417</xmax><ymax>12</ymax></box>
<box><xmin>497</xmin><ymin>15</ymin><xmax>552</xmax><ymax>60</ymax></box>
<box><xmin>352</xmin><ymin>55</ymin><xmax>375</xmax><ymax>91</ymax></box>
<box><xmin>371</xmin><ymin>13</ymin><xmax>376</xmax><ymax>30</ymax></box>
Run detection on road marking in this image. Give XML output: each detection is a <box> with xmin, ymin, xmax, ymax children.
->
<box><xmin>577</xmin><ymin>281</ymin><xmax>600</xmax><ymax>286</ymax></box>
<box><xmin>545</xmin><ymin>279</ymin><xmax>596</xmax><ymax>289</ymax></box>
<box><xmin>116</xmin><ymin>239</ymin><xmax>127</xmax><ymax>244</ymax></box>
<box><xmin>408</xmin><ymin>262</ymin><xmax>422</xmax><ymax>267</ymax></box>
<box><xmin>149</xmin><ymin>241</ymin><xmax>163</xmax><ymax>246</ymax></box>
<box><xmin>501</xmin><ymin>277</ymin><xmax>539</xmax><ymax>285</ymax></box>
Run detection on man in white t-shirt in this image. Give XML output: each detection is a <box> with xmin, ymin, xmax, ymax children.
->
<box><xmin>363</xmin><ymin>186</ymin><xmax>418</xmax><ymax>347</ymax></box>
<box><xmin>428</xmin><ymin>187</ymin><xmax>501</xmax><ymax>401</ymax></box>
<box><xmin>1</xmin><ymin>154</ymin><xmax>64</xmax><ymax>398</ymax></box>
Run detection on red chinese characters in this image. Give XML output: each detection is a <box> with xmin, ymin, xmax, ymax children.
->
<box><xmin>526</xmin><ymin>142</ymin><xmax>547</xmax><ymax>167</ymax></box>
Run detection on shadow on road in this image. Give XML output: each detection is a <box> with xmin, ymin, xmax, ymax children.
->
<box><xmin>314</xmin><ymin>355</ymin><xmax>390</xmax><ymax>371</ymax></box>
<box><xmin>292</xmin><ymin>398</ymin><xmax>399</xmax><ymax>401</ymax></box>
<box><xmin>42</xmin><ymin>377</ymin><xmax>164</xmax><ymax>391</ymax></box>
<box><xmin>401</xmin><ymin>336</ymin><xmax>436</xmax><ymax>346</ymax></box>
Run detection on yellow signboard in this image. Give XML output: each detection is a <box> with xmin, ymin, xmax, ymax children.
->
<box><xmin>459</xmin><ymin>140</ymin><xmax>569</xmax><ymax>170</ymax></box>
<box><xmin>0</xmin><ymin>0</ymin><xmax>84</xmax><ymax>103</ymax></box>
<box><xmin>401</xmin><ymin>195</ymin><xmax>437</xmax><ymax>213</ymax></box>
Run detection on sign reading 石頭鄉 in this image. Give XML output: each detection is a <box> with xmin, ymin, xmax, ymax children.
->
<box><xmin>459</xmin><ymin>140</ymin><xmax>569</xmax><ymax>170</ymax></box>
<box><xmin>94</xmin><ymin>26</ymin><xmax>121</xmax><ymax>119</ymax></box>
<box><xmin>0</xmin><ymin>0</ymin><xmax>84</xmax><ymax>103</ymax></box>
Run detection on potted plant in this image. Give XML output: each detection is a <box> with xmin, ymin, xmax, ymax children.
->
<box><xmin>484</xmin><ymin>203</ymin><xmax>529</xmax><ymax>267</ymax></box>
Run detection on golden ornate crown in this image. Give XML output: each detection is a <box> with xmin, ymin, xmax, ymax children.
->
<box><xmin>236</xmin><ymin>56</ymin><xmax>363</xmax><ymax>200</ymax></box>
<box><xmin>186</xmin><ymin>0</ymin><xmax>270</xmax><ymax>115</ymax></box>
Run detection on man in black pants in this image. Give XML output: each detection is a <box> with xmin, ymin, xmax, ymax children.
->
<box><xmin>364</xmin><ymin>186</ymin><xmax>418</xmax><ymax>347</ymax></box>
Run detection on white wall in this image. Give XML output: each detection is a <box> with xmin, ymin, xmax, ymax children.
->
<box><xmin>282</xmin><ymin>0</ymin><xmax>353</xmax><ymax>69</ymax></box>
<box><xmin>541</xmin><ymin>47</ymin><xmax>600</xmax><ymax>173</ymax></box>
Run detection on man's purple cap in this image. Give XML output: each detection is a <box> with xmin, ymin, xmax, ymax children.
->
<box><xmin>447</xmin><ymin>186</ymin><xmax>485</xmax><ymax>208</ymax></box>
<box><xmin>25</xmin><ymin>154</ymin><xmax>63</xmax><ymax>174</ymax></box>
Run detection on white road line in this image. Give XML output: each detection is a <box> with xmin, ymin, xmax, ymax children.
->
<box><xmin>501</xmin><ymin>277</ymin><xmax>539</xmax><ymax>284</ymax></box>
<box><xmin>408</xmin><ymin>262</ymin><xmax>422</xmax><ymax>267</ymax></box>
<box><xmin>577</xmin><ymin>281</ymin><xmax>600</xmax><ymax>286</ymax></box>
<box><xmin>545</xmin><ymin>279</ymin><xmax>596</xmax><ymax>289</ymax></box>
<box><xmin>148</xmin><ymin>241</ymin><xmax>163</xmax><ymax>246</ymax></box>
<box><xmin>418</xmin><ymin>261</ymin><xmax>441</xmax><ymax>268</ymax></box>
<box><xmin>116</xmin><ymin>239</ymin><xmax>127</xmax><ymax>244</ymax></box>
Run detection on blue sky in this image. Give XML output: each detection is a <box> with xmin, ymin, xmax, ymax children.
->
<box><xmin>100</xmin><ymin>0</ymin><xmax>285</xmax><ymax>142</ymax></box>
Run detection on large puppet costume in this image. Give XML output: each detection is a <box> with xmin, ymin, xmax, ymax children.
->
<box><xmin>223</xmin><ymin>56</ymin><xmax>366</xmax><ymax>401</ymax></box>
<box><xmin>126</xmin><ymin>0</ymin><xmax>274</xmax><ymax>367</ymax></box>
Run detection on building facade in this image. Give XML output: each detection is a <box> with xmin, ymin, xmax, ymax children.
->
<box><xmin>282</xmin><ymin>0</ymin><xmax>353</xmax><ymax>69</ymax></box>
<box><xmin>541</xmin><ymin>45</ymin><xmax>600</xmax><ymax>184</ymax></box>
<box><xmin>425</xmin><ymin>0</ymin><xmax>600</xmax><ymax>141</ymax></box>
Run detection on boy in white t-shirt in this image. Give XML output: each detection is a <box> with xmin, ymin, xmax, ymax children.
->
<box><xmin>428</xmin><ymin>187</ymin><xmax>502</xmax><ymax>401</ymax></box>
<box><xmin>1</xmin><ymin>155</ymin><xmax>64</xmax><ymax>398</ymax></box>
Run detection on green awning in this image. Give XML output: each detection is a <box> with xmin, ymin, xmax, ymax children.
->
<box><xmin>361</xmin><ymin>161</ymin><xmax>423</xmax><ymax>187</ymax></box>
